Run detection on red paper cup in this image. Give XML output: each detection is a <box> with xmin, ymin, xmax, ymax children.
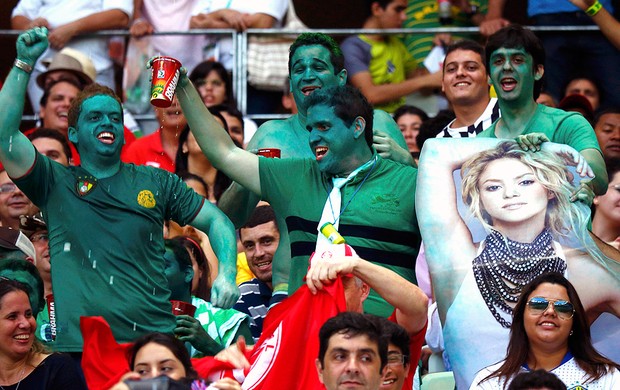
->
<box><xmin>170</xmin><ymin>300</ymin><xmax>196</xmax><ymax>317</ymax></box>
<box><xmin>150</xmin><ymin>56</ymin><xmax>182</xmax><ymax>108</ymax></box>
<box><xmin>257</xmin><ymin>148</ymin><xmax>281</xmax><ymax>158</ymax></box>
<box><xmin>46</xmin><ymin>293</ymin><xmax>56</xmax><ymax>340</ymax></box>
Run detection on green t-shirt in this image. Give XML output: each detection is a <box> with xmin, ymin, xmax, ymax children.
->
<box><xmin>15</xmin><ymin>154</ymin><xmax>204</xmax><ymax>351</ymax></box>
<box><xmin>259</xmin><ymin>155</ymin><xmax>421</xmax><ymax>317</ymax></box>
<box><xmin>478</xmin><ymin>104</ymin><xmax>602</xmax><ymax>153</ymax></box>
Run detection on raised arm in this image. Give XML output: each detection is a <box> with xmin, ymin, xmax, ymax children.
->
<box><xmin>175</xmin><ymin>70</ymin><xmax>261</xmax><ymax>196</ymax></box>
<box><xmin>306</xmin><ymin>255</ymin><xmax>428</xmax><ymax>334</ymax></box>
<box><xmin>0</xmin><ymin>28</ymin><xmax>46</xmax><ymax>177</ymax></box>
<box><xmin>568</xmin><ymin>0</ymin><xmax>620</xmax><ymax>50</ymax></box>
<box><xmin>190</xmin><ymin>201</ymin><xmax>240</xmax><ymax>309</ymax></box>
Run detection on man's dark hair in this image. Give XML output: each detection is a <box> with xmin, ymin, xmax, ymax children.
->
<box><xmin>444</xmin><ymin>40</ymin><xmax>487</xmax><ymax>73</ymax></box>
<box><xmin>595</xmin><ymin>107</ymin><xmax>620</xmax><ymax>126</ymax></box>
<box><xmin>318</xmin><ymin>312</ymin><xmax>388</xmax><ymax>371</ymax></box>
<box><xmin>485</xmin><ymin>24</ymin><xmax>545</xmax><ymax>99</ymax></box>
<box><xmin>507</xmin><ymin>370</ymin><xmax>567</xmax><ymax>390</ymax></box>
<box><xmin>289</xmin><ymin>33</ymin><xmax>345</xmax><ymax>75</ymax></box>
<box><xmin>68</xmin><ymin>83</ymin><xmax>123</xmax><ymax>130</ymax></box>
<box><xmin>39</xmin><ymin>78</ymin><xmax>82</xmax><ymax>108</ymax></box>
<box><xmin>28</xmin><ymin>127</ymin><xmax>73</xmax><ymax>161</ymax></box>
<box><xmin>242</xmin><ymin>205</ymin><xmax>277</xmax><ymax>230</ymax></box>
<box><xmin>380</xmin><ymin>319</ymin><xmax>410</xmax><ymax>366</ymax></box>
<box><xmin>306</xmin><ymin>85</ymin><xmax>374</xmax><ymax>148</ymax></box>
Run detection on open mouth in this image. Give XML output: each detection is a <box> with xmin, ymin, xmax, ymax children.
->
<box><xmin>14</xmin><ymin>334</ymin><xmax>30</xmax><ymax>341</ymax></box>
<box><xmin>254</xmin><ymin>260</ymin><xmax>271</xmax><ymax>270</ymax></box>
<box><xmin>382</xmin><ymin>378</ymin><xmax>397</xmax><ymax>386</ymax></box>
<box><xmin>57</xmin><ymin>111</ymin><xmax>68</xmax><ymax>120</ymax></box>
<box><xmin>500</xmin><ymin>77</ymin><xmax>517</xmax><ymax>92</ymax></box>
<box><xmin>97</xmin><ymin>132</ymin><xmax>116</xmax><ymax>144</ymax></box>
<box><xmin>301</xmin><ymin>86</ymin><xmax>319</xmax><ymax>96</ymax></box>
<box><xmin>454</xmin><ymin>81</ymin><xmax>470</xmax><ymax>87</ymax></box>
<box><xmin>315</xmin><ymin>146</ymin><xmax>328</xmax><ymax>161</ymax></box>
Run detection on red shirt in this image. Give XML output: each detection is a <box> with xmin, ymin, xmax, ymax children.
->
<box><xmin>121</xmin><ymin>130</ymin><xmax>175</xmax><ymax>172</ymax></box>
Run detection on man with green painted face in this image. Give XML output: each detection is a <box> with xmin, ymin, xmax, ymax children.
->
<box><xmin>217</xmin><ymin>33</ymin><xmax>415</xmax><ymax>304</ymax></box>
<box><xmin>178</xmin><ymin>78</ymin><xmax>421</xmax><ymax>317</ymax></box>
<box><xmin>0</xmin><ymin>28</ymin><xmax>239</xmax><ymax>355</ymax></box>
<box><xmin>478</xmin><ymin>24</ymin><xmax>608</xmax><ymax>196</ymax></box>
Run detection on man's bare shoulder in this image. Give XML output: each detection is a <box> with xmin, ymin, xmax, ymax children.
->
<box><xmin>247</xmin><ymin>116</ymin><xmax>313</xmax><ymax>158</ymax></box>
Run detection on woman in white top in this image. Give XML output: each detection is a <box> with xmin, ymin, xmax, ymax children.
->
<box><xmin>470</xmin><ymin>272</ymin><xmax>620</xmax><ymax>389</ymax></box>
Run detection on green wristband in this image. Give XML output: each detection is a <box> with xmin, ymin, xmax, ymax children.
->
<box><xmin>586</xmin><ymin>0</ymin><xmax>603</xmax><ymax>16</ymax></box>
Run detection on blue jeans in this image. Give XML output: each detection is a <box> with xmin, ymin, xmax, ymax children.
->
<box><xmin>533</xmin><ymin>12</ymin><xmax>620</xmax><ymax>110</ymax></box>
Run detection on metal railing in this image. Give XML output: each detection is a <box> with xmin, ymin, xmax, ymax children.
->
<box><xmin>1</xmin><ymin>25</ymin><xmax>600</xmax><ymax>124</ymax></box>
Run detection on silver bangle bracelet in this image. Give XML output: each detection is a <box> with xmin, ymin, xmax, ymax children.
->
<box><xmin>14</xmin><ymin>59</ymin><xmax>33</xmax><ymax>74</ymax></box>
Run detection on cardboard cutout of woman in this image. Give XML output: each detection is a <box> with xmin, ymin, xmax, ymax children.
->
<box><xmin>417</xmin><ymin>138</ymin><xmax>620</xmax><ymax>389</ymax></box>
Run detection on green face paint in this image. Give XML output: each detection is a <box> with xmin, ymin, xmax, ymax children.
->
<box><xmin>71</xmin><ymin>95</ymin><xmax>124</xmax><ymax>164</ymax></box>
<box><xmin>307</xmin><ymin>104</ymin><xmax>365</xmax><ymax>176</ymax></box>
<box><xmin>489</xmin><ymin>47</ymin><xmax>539</xmax><ymax>106</ymax></box>
<box><xmin>289</xmin><ymin>45</ymin><xmax>346</xmax><ymax>114</ymax></box>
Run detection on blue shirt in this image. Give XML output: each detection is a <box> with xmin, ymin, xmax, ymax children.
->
<box><xmin>234</xmin><ymin>278</ymin><xmax>272</xmax><ymax>341</ymax></box>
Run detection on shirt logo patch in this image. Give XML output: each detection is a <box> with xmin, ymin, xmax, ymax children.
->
<box><xmin>137</xmin><ymin>190</ymin><xmax>156</xmax><ymax>208</ymax></box>
<box><xmin>76</xmin><ymin>176</ymin><xmax>97</xmax><ymax>196</ymax></box>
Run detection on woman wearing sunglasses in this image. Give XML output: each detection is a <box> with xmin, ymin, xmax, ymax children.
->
<box><xmin>470</xmin><ymin>272</ymin><xmax>620</xmax><ymax>389</ymax></box>
<box><xmin>417</xmin><ymin>139</ymin><xmax>620</xmax><ymax>388</ymax></box>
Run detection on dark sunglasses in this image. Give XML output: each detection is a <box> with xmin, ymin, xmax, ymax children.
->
<box><xmin>527</xmin><ymin>296</ymin><xmax>575</xmax><ymax>319</ymax></box>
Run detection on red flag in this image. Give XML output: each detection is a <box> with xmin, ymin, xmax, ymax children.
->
<box><xmin>80</xmin><ymin>316</ymin><xmax>132</xmax><ymax>390</ymax></box>
<box><xmin>242</xmin><ymin>278</ymin><xmax>347</xmax><ymax>390</ymax></box>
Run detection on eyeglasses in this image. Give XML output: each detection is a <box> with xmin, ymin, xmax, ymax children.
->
<box><xmin>527</xmin><ymin>297</ymin><xmax>575</xmax><ymax>319</ymax></box>
<box><xmin>386</xmin><ymin>353</ymin><xmax>407</xmax><ymax>366</ymax></box>
<box><xmin>0</xmin><ymin>183</ymin><xmax>18</xmax><ymax>194</ymax></box>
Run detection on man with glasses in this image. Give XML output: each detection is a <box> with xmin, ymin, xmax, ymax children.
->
<box><xmin>0</xmin><ymin>170</ymin><xmax>38</xmax><ymax>231</ymax></box>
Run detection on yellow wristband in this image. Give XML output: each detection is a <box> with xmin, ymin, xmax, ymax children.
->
<box><xmin>585</xmin><ymin>0</ymin><xmax>603</xmax><ymax>16</ymax></box>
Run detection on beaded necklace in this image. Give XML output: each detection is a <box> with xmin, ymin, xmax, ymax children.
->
<box><xmin>472</xmin><ymin>228</ymin><xmax>567</xmax><ymax>328</ymax></box>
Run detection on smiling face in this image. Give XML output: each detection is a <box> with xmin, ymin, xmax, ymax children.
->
<box><xmin>289</xmin><ymin>45</ymin><xmax>347</xmax><ymax>113</ymax></box>
<box><xmin>442</xmin><ymin>49</ymin><xmax>489</xmax><ymax>106</ymax></box>
<box><xmin>595</xmin><ymin>113</ymin><xmax>620</xmax><ymax>159</ymax></box>
<box><xmin>316</xmin><ymin>332</ymin><xmax>383</xmax><ymax>390</ymax></box>
<box><xmin>396</xmin><ymin>113</ymin><xmax>423</xmax><ymax>153</ymax></box>
<box><xmin>39</xmin><ymin>81</ymin><xmax>80</xmax><ymax>134</ymax></box>
<box><xmin>133</xmin><ymin>342</ymin><xmax>187</xmax><ymax>380</ymax></box>
<box><xmin>0</xmin><ymin>290</ymin><xmax>36</xmax><ymax>360</ymax></box>
<box><xmin>196</xmin><ymin>70</ymin><xmax>227</xmax><ymax>107</ymax></box>
<box><xmin>478</xmin><ymin>158</ymin><xmax>552</xmax><ymax>232</ymax></box>
<box><xmin>380</xmin><ymin>344</ymin><xmax>408</xmax><ymax>390</ymax></box>
<box><xmin>524</xmin><ymin>283</ymin><xmax>573</xmax><ymax>353</ymax></box>
<box><xmin>489</xmin><ymin>47</ymin><xmax>543</xmax><ymax>105</ymax></box>
<box><xmin>0</xmin><ymin>171</ymin><xmax>36</xmax><ymax>230</ymax></box>
<box><xmin>240</xmin><ymin>221</ymin><xmax>279</xmax><ymax>288</ymax></box>
<box><xmin>307</xmin><ymin>104</ymin><xmax>368</xmax><ymax>176</ymax></box>
<box><xmin>69</xmin><ymin>94</ymin><xmax>125</xmax><ymax>161</ymax></box>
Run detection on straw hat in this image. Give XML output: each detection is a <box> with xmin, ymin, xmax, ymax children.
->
<box><xmin>36</xmin><ymin>47</ymin><xmax>97</xmax><ymax>88</ymax></box>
